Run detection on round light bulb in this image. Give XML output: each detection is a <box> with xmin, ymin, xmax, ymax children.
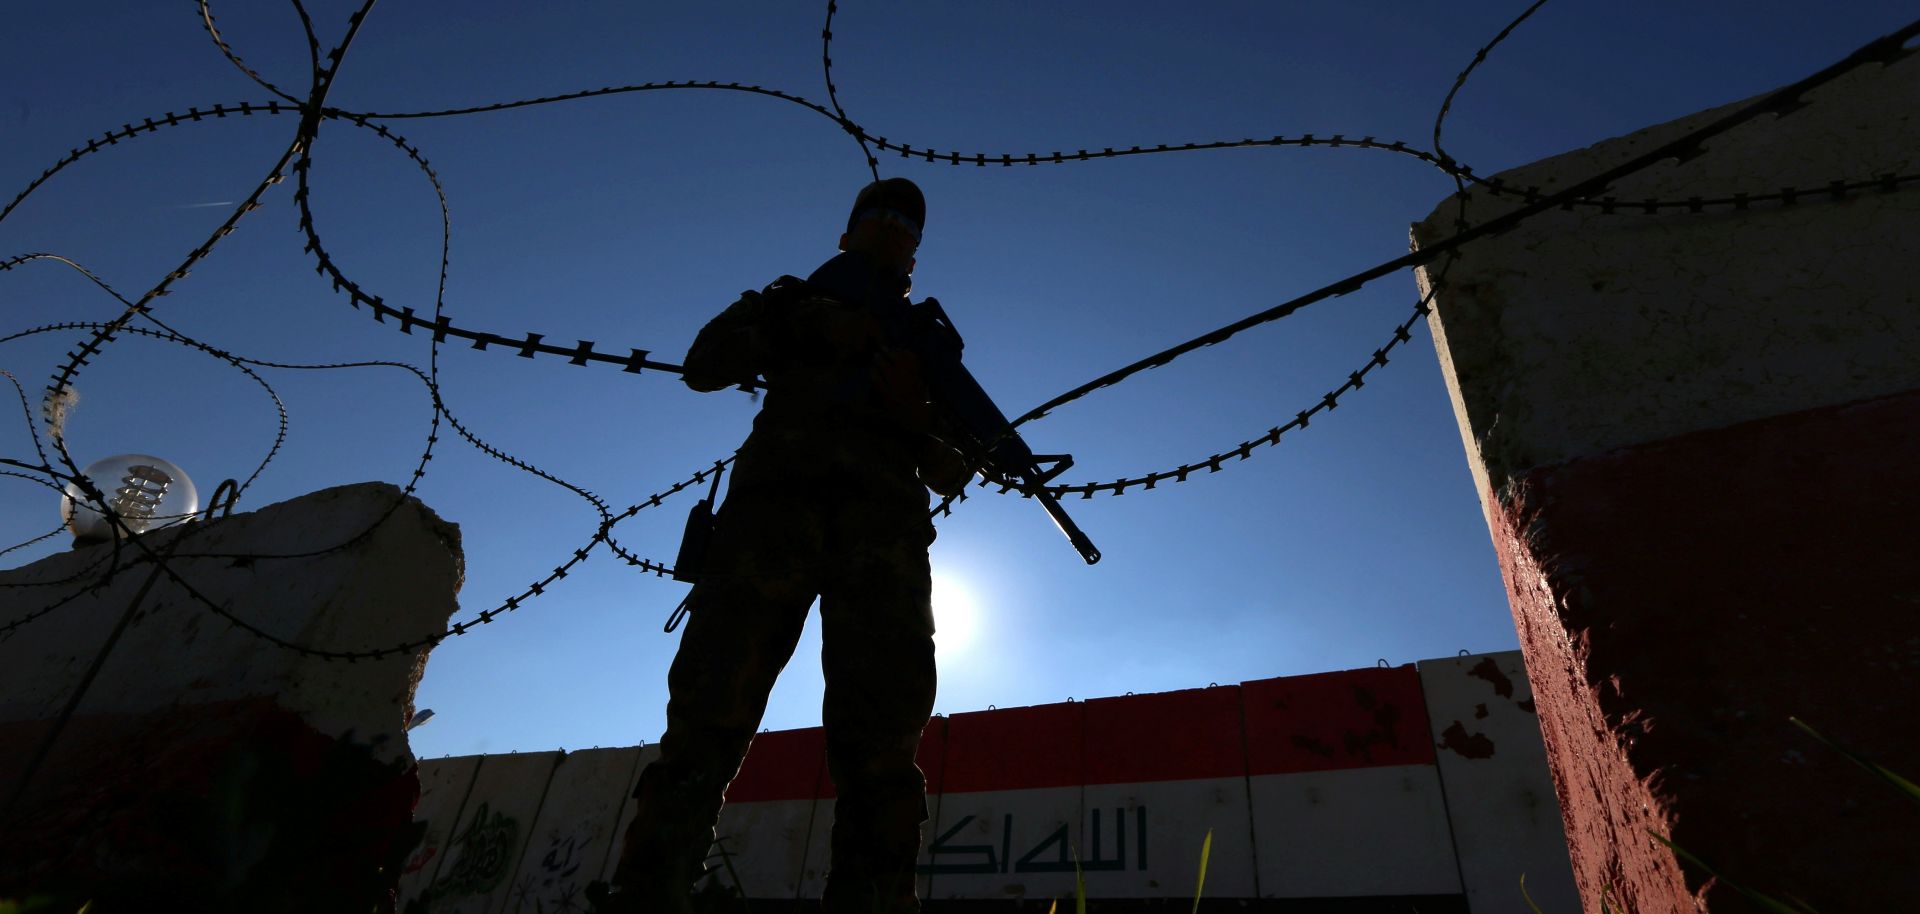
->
<box><xmin>61</xmin><ymin>454</ymin><xmax>200</xmax><ymax>542</ymax></box>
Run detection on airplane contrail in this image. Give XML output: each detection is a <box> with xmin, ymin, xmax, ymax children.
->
<box><xmin>173</xmin><ymin>201</ymin><xmax>235</xmax><ymax>209</ymax></box>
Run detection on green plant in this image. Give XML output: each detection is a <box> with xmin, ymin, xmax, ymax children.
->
<box><xmin>1646</xmin><ymin>832</ymin><xmax>1822</xmax><ymax>914</ymax></box>
<box><xmin>0</xmin><ymin>899</ymin><xmax>89</xmax><ymax>914</ymax></box>
<box><xmin>1788</xmin><ymin>717</ymin><xmax>1920</xmax><ymax>806</ymax></box>
<box><xmin>1044</xmin><ymin>824</ymin><xmax>1213</xmax><ymax>914</ymax></box>
<box><xmin>1190</xmin><ymin>828</ymin><xmax>1212</xmax><ymax>914</ymax></box>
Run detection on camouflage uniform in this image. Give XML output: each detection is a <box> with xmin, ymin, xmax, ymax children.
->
<box><xmin>612</xmin><ymin>254</ymin><xmax>941</xmax><ymax>914</ymax></box>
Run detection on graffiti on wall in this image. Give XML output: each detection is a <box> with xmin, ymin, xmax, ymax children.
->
<box><xmin>500</xmin><ymin>829</ymin><xmax>597</xmax><ymax>913</ymax></box>
<box><xmin>430</xmin><ymin>801</ymin><xmax>521</xmax><ymax>898</ymax></box>
<box><xmin>403</xmin><ymin>828</ymin><xmax>441</xmax><ymax>879</ymax></box>
<box><xmin>920</xmin><ymin>807</ymin><xmax>1148</xmax><ymax>875</ymax></box>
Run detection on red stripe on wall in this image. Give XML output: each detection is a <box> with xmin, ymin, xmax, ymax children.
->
<box><xmin>1240</xmin><ymin>666</ymin><xmax>1437</xmax><ymax>774</ymax></box>
<box><xmin>1083</xmin><ymin>686</ymin><xmax>1247</xmax><ymax>785</ymax></box>
<box><xmin>721</xmin><ymin>671</ymin><xmax>1438</xmax><ymax>802</ymax></box>
<box><xmin>726</xmin><ymin>727</ymin><xmax>825</xmax><ymax>803</ymax></box>
<box><xmin>939</xmin><ymin>701</ymin><xmax>1084</xmax><ymax>794</ymax></box>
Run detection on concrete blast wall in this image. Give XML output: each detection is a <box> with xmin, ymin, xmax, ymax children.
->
<box><xmin>413</xmin><ymin>650</ymin><xmax>1578</xmax><ymax>914</ymax></box>
<box><xmin>0</xmin><ymin>482</ymin><xmax>460</xmax><ymax>909</ymax></box>
<box><xmin>1413</xmin><ymin>44</ymin><xmax>1920</xmax><ymax>914</ymax></box>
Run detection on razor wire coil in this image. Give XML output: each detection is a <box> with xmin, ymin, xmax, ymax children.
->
<box><xmin>2</xmin><ymin>0</ymin><xmax>1915</xmax><ymax>662</ymax></box>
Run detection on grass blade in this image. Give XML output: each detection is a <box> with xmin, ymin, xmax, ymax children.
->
<box><xmin>1648</xmin><ymin>831</ymin><xmax>1820</xmax><ymax>914</ymax></box>
<box><xmin>1191</xmin><ymin>828</ymin><xmax>1213</xmax><ymax>914</ymax></box>
<box><xmin>1519</xmin><ymin>873</ymin><xmax>1545</xmax><ymax>914</ymax></box>
<box><xmin>1789</xmin><ymin>717</ymin><xmax>1920</xmax><ymax>805</ymax></box>
<box><xmin>1074</xmin><ymin>843</ymin><xmax>1086</xmax><ymax>914</ymax></box>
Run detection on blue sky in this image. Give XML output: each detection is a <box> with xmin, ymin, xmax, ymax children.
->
<box><xmin>3</xmin><ymin>1</ymin><xmax>1910</xmax><ymax>758</ymax></box>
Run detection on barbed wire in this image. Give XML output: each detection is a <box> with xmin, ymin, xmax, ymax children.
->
<box><xmin>989</xmin><ymin>0</ymin><xmax>1515</xmax><ymax>499</ymax></box>
<box><xmin>973</xmin><ymin>292</ymin><xmax>1438</xmax><ymax>498</ymax></box>
<box><xmin>914</xmin><ymin>3</ymin><xmax>1916</xmax><ymax>504</ymax></box>
<box><xmin>290</xmin><ymin>95</ymin><xmax>673</xmax><ymax>575</ymax></box>
<box><xmin>0</xmin><ymin>555</ymin><xmax>127</xmax><ymax>642</ymax></box>
<box><xmin>0</xmin><ymin>525</ymin><xmax>64</xmax><ymax>562</ymax></box>
<box><xmin>5</xmin><ymin>0</ymin><xmax>380</xmax><ymax>641</ymax></box>
<box><xmin>0</xmin><ymin>469</ymin><xmax>65</xmax><ymax>498</ymax></box>
<box><xmin>0</xmin><ymin>44</ymin><xmax>1855</xmax><ymax>397</ymax></box>
<box><xmin>0</xmin><ymin>306</ymin><xmax>682</xmax><ymax>644</ymax></box>
<box><xmin>0</xmin><ymin>2</ymin><xmax>684</xmax><ymax>652</ymax></box>
<box><xmin>196</xmin><ymin>0</ymin><xmax>311</xmax><ymax>106</ymax></box>
<box><xmin>0</xmin><ymin>100</ymin><xmax>298</xmax><ymax>228</ymax></box>
<box><xmin>0</xmin><ymin>367</ymin><xmax>53</xmax><ymax>478</ymax></box>
<box><xmin>994</xmin><ymin>22</ymin><xmax>1918</xmax><ymax>432</ymax></box>
<box><xmin>36</xmin><ymin>141</ymin><xmax>311</xmax><ymax>524</ymax></box>
<box><xmin>968</xmin><ymin>0</ymin><xmax>1561</xmax><ymax>502</ymax></box>
<box><xmin>821</xmin><ymin>0</ymin><xmax>880</xmax><ymax>181</ymax></box>
<box><xmin>114</xmin><ymin>457</ymin><xmax>723</xmax><ymax>662</ymax></box>
<box><xmin>2</xmin><ymin>0</ymin><xmax>1915</xmax><ymax>665</ymax></box>
<box><xmin>1433</xmin><ymin>0</ymin><xmax>1552</xmax><ymax>174</ymax></box>
<box><xmin>0</xmin><ymin>255</ymin><xmax>291</xmax><ymax>500</ymax></box>
<box><xmin>0</xmin><ymin>317</ymin><xmax>385</xmax><ymax>591</ymax></box>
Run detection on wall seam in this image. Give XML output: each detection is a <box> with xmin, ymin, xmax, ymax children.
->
<box><xmin>792</xmin><ymin>737</ymin><xmax>827</xmax><ymax>901</ymax></box>
<box><xmin>1234</xmin><ymin>685</ymin><xmax>1262</xmax><ymax>900</ymax></box>
<box><xmin>489</xmin><ymin>751</ymin><xmax>567</xmax><ymax>914</ymax></box>
<box><xmin>593</xmin><ymin>742</ymin><xmax>651</xmax><ymax>886</ymax></box>
<box><xmin>424</xmin><ymin>753</ymin><xmax>487</xmax><ymax>891</ymax></box>
<box><xmin>1420</xmin><ymin>659</ymin><xmax>1479</xmax><ymax>911</ymax></box>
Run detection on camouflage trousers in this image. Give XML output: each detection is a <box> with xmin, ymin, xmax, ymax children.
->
<box><xmin>614</xmin><ymin>478</ymin><xmax>937</xmax><ymax>914</ymax></box>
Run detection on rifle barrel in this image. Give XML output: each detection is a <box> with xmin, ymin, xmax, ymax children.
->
<box><xmin>1032</xmin><ymin>485</ymin><xmax>1102</xmax><ymax>564</ymax></box>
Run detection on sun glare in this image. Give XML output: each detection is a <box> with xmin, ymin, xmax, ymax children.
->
<box><xmin>931</xmin><ymin>573</ymin><xmax>977</xmax><ymax>654</ymax></box>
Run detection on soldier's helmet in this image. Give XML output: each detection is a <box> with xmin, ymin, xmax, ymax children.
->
<box><xmin>847</xmin><ymin>177</ymin><xmax>925</xmax><ymax>237</ymax></box>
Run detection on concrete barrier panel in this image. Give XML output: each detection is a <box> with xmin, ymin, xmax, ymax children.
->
<box><xmin>1242</xmin><ymin>667</ymin><xmax>1458</xmax><ymax>898</ymax></box>
<box><xmin>1247</xmin><ymin>766</ymin><xmax>1460</xmax><ymax>897</ymax></box>
<box><xmin>387</xmin><ymin>661</ymin><xmax>1574</xmax><ymax>907</ymax></box>
<box><xmin>1418</xmin><ymin>651</ymin><xmax>1577</xmax><ymax>914</ymax></box>
<box><xmin>1081</xmin><ymin>687</ymin><xmax>1255</xmax><ymax>899</ymax></box>
<box><xmin>713</xmin><ymin>728</ymin><xmax>827</xmax><ymax>900</ymax></box>
<box><xmin>497</xmin><ymin>747</ymin><xmax>645</xmax><ymax>914</ymax></box>
<box><xmin>1412</xmin><ymin>50</ymin><xmax>1920</xmax><ymax>913</ymax></box>
<box><xmin>423</xmin><ymin>751</ymin><xmax>563</xmax><ymax>914</ymax></box>
<box><xmin>597</xmin><ymin>743</ymin><xmax>659</xmax><ymax>883</ymax></box>
<box><xmin>923</xmin><ymin>701</ymin><xmax>1083</xmax><ymax>903</ymax></box>
<box><xmin>398</xmin><ymin>754</ymin><xmax>483</xmax><ymax>907</ymax></box>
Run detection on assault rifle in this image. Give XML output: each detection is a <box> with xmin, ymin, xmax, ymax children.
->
<box><xmin>897</xmin><ymin>297</ymin><xmax>1101</xmax><ymax>565</ymax></box>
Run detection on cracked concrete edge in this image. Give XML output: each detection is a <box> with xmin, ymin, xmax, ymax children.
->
<box><xmin>1411</xmin><ymin>52</ymin><xmax>1920</xmax><ymax>504</ymax></box>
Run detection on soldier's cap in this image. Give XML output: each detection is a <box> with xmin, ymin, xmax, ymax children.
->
<box><xmin>847</xmin><ymin>177</ymin><xmax>925</xmax><ymax>237</ymax></box>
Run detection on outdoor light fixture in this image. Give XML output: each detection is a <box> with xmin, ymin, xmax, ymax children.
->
<box><xmin>61</xmin><ymin>453</ymin><xmax>199</xmax><ymax>544</ymax></box>
<box><xmin>407</xmin><ymin>709</ymin><xmax>436</xmax><ymax>731</ymax></box>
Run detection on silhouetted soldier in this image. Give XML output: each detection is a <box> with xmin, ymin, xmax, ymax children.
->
<box><xmin>592</xmin><ymin>178</ymin><xmax>970</xmax><ymax>914</ymax></box>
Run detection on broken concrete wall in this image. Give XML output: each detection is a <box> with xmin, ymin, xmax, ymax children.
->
<box><xmin>1413</xmin><ymin>48</ymin><xmax>1920</xmax><ymax>914</ymax></box>
<box><xmin>0</xmin><ymin>482</ymin><xmax>462</xmax><ymax>911</ymax></box>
